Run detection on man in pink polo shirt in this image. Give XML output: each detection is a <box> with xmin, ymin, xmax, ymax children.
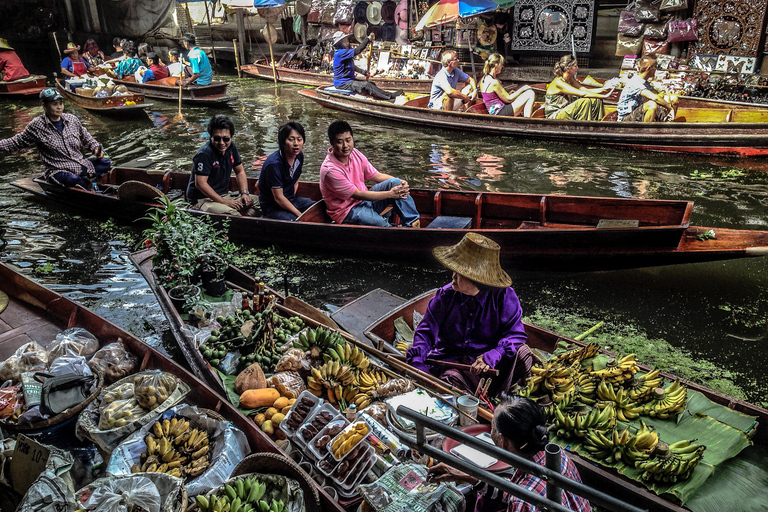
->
<box><xmin>319</xmin><ymin>120</ymin><xmax>420</xmax><ymax>227</ymax></box>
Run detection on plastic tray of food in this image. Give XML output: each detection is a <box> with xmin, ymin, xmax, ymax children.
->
<box><xmin>332</xmin><ymin>442</ymin><xmax>373</xmax><ymax>488</ymax></box>
<box><xmin>316</xmin><ymin>454</ymin><xmax>340</xmax><ymax>478</ymax></box>
<box><xmin>307</xmin><ymin>416</ymin><xmax>349</xmax><ymax>460</ymax></box>
<box><xmin>342</xmin><ymin>452</ymin><xmax>376</xmax><ymax>493</ymax></box>
<box><xmin>296</xmin><ymin>403</ymin><xmax>339</xmax><ymax>449</ymax></box>
<box><xmin>329</xmin><ymin>420</ymin><xmax>370</xmax><ymax>461</ymax></box>
<box><xmin>279</xmin><ymin>390</ymin><xmax>322</xmax><ymax>438</ymax></box>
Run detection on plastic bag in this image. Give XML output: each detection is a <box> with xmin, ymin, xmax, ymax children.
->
<box><xmin>77</xmin><ymin>473</ymin><xmax>184</xmax><ymax>512</ymax></box>
<box><xmin>133</xmin><ymin>370</ymin><xmax>177</xmax><ymax>411</ymax></box>
<box><xmin>618</xmin><ymin>9</ymin><xmax>644</xmax><ymax>36</ymax></box>
<box><xmin>99</xmin><ymin>397</ymin><xmax>145</xmax><ymax>430</ymax></box>
<box><xmin>0</xmin><ymin>383</ymin><xmax>24</xmax><ymax>418</ymax></box>
<box><xmin>89</xmin><ymin>342</ymin><xmax>138</xmax><ymax>384</ymax></box>
<box><xmin>616</xmin><ymin>34</ymin><xmax>644</xmax><ymax>57</ymax></box>
<box><xmin>275</xmin><ymin>348</ymin><xmax>307</xmax><ymax>372</ymax></box>
<box><xmin>47</xmin><ymin>328</ymin><xmax>100</xmax><ymax>361</ymax></box>
<box><xmin>269</xmin><ymin>371</ymin><xmax>306</xmax><ymax>399</ymax></box>
<box><xmin>634</xmin><ymin>0</ymin><xmax>661</xmax><ymax>22</ymax></box>
<box><xmin>84</xmin><ymin>475</ymin><xmax>161</xmax><ymax>512</ymax></box>
<box><xmin>373</xmin><ymin>378</ymin><xmax>415</xmax><ymax>398</ymax></box>
<box><xmin>0</xmin><ymin>341</ymin><xmax>48</xmax><ymax>383</ymax></box>
<box><xmin>360</xmin><ymin>402</ymin><xmax>388</xmax><ymax>424</ymax></box>
<box><xmin>48</xmin><ymin>355</ymin><xmax>93</xmax><ymax>377</ymax></box>
<box><xmin>102</xmin><ymin>382</ymin><xmax>135</xmax><ymax>404</ymax></box>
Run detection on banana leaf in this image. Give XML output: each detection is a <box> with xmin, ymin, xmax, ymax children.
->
<box><xmin>393</xmin><ymin>316</ymin><xmax>414</xmax><ymax>343</ymax></box>
<box><xmin>556</xmin><ymin>390</ymin><xmax>756</xmax><ymax>505</ymax></box>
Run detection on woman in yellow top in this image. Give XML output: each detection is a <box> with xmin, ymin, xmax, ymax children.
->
<box><xmin>479</xmin><ymin>53</ymin><xmax>536</xmax><ymax>118</ymax></box>
<box><xmin>545</xmin><ymin>54</ymin><xmax>613</xmax><ymax>121</ymax></box>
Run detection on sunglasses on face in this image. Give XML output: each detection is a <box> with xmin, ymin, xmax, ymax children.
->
<box><xmin>212</xmin><ymin>136</ymin><xmax>231</xmax><ymax>143</ymax></box>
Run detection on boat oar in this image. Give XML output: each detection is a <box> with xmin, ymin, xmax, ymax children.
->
<box><xmin>390</xmin><ymin>353</ymin><xmax>498</xmax><ymax>376</ymax></box>
<box><xmin>366</xmin><ymin>33</ymin><xmax>375</xmax><ymax>80</ymax></box>
<box><xmin>174</xmin><ymin>71</ymin><xmax>183</xmax><ymax>122</ymax></box>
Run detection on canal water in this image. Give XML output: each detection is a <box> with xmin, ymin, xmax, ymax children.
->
<box><xmin>2</xmin><ymin>74</ymin><xmax>768</xmax><ymax>402</ymax></box>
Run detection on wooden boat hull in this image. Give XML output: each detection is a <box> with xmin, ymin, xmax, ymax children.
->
<box><xmin>0</xmin><ymin>75</ymin><xmax>47</xmax><ymax>97</ymax></box>
<box><xmin>0</xmin><ymin>262</ymin><xmax>341</xmax><ymax>512</ymax></box>
<box><xmin>362</xmin><ymin>289</ymin><xmax>768</xmax><ymax>512</ymax></box>
<box><xmin>11</xmin><ymin>169</ymin><xmax>768</xmax><ymax>271</ymax></box>
<box><xmin>300</xmin><ymin>88</ymin><xmax>768</xmax><ymax>157</ymax></box>
<box><xmin>112</xmin><ymin>76</ymin><xmax>235</xmax><ymax>105</ymax></box>
<box><xmin>242</xmin><ymin>61</ymin><xmax>435</xmax><ymax>92</ymax></box>
<box><xmin>55</xmin><ymin>78</ymin><xmax>151</xmax><ymax>116</ymax></box>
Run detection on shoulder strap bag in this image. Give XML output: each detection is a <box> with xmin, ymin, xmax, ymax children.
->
<box><xmin>35</xmin><ymin>372</ymin><xmax>94</xmax><ymax>416</ymax></box>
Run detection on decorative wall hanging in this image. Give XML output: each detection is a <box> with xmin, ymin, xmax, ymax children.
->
<box><xmin>692</xmin><ymin>0</ymin><xmax>767</xmax><ymax>58</ymax></box>
<box><xmin>510</xmin><ymin>0</ymin><xmax>598</xmax><ymax>55</ymax></box>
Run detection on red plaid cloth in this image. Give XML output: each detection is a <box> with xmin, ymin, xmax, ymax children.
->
<box><xmin>0</xmin><ymin>113</ymin><xmax>100</xmax><ymax>180</ymax></box>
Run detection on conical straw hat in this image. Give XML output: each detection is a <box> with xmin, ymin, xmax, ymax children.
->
<box><xmin>432</xmin><ymin>232</ymin><xmax>511</xmax><ymax>288</ymax></box>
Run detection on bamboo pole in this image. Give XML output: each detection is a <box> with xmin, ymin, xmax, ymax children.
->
<box><xmin>204</xmin><ymin>0</ymin><xmax>217</xmax><ymax>64</ymax></box>
<box><xmin>366</xmin><ymin>33</ymin><xmax>375</xmax><ymax>79</ymax></box>
<box><xmin>233</xmin><ymin>38</ymin><xmax>241</xmax><ymax>78</ymax></box>
<box><xmin>266</xmin><ymin>26</ymin><xmax>277</xmax><ymax>85</ymax></box>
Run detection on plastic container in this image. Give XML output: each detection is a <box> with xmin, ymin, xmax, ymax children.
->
<box><xmin>296</xmin><ymin>403</ymin><xmax>339</xmax><ymax>447</ymax></box>
<box><xmin>307</xmin><ymin>417</ymin><xmax>349</xmax><ymax>460</ymax></box>
<box><xmin>316</xmin><ymin>455</ymin><xmax>340</xmax><ymax>478</ymax></box>
<box><xmin>329</xmin><ymin>420</ymin><xmax>370</xmax><ymax>461</ymax></box>
<box><xmin>279</xmin><ymin>390</ymin><xmax>321</xmax><ymax>438</ymax></box>
<box><xmin>337</xmin><ymin>444</ymin><xmax>374</xmax><ymax>489</ymax></box>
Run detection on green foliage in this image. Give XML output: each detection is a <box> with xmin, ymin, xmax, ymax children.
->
<box><xmin>34</xmin><ymin>262</ymin><xmax>55</xmax><ymax>274</ymax></box>
<box><xmin>138</xmin><ymin>197</ymin><xmax>237</xmax><ymax>289</ymax></box>
<box><xmin>524</xmin><ymin>307</ymin><xmax>748</xmax><ymax>401</ymax></box>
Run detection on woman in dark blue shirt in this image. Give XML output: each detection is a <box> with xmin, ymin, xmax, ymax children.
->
<box><xmin>258</xmin><ymin>121</ymin><xmax>315</xmax><ymax>220</ymax></box>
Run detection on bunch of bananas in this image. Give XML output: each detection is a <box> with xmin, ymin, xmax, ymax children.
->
<box><xmin>627</xmin><ymin>369</ymin><xmax>663</xmax><ymax>402</ymax></box>
<box><xmin>622</xmin><ymin>421</ymin><xmax>660</xmax><ymax>464</ymax></box>
<box><xmin>131</xmin><ymin>417</ymin><xmax>210</xmax><ymax>478</ymax></box>
<box><xmin>293</xmin><ymin>326</ymin><xmax>345</xmax><ymax>359</ymax></box>
<box><xmin>596</xmin><ymin>381</ymin><xmax>644</xmax><ymax>422</ymax></box>
<box><xmin>589</xmin><ymin>354</ymin><xmax>639</xmax><ymax>384</ymax></box>
<box><xmin>395</xmin><ymin>339</ymin><xmax>411</xmax><ymax>355</ymax></box>
<box><xmin>308</xmin><ymin>361</ymin><xmax>359</xmax><ymax>405</ymax></box>
<box><xmin>635</xmin><ymin>439</ymin><xmax>705</xmax><ymax>483</ymax></box>
<box><xmin>643</xmin><ymin>380</ymin><xmax>687</xmax><ymax>419</ymax></box>
<box><xmin>552</xmin><ymin>403</ymin><xmax>616</xmax><ymax>439</ymax></box>
<box><xmin>550</xmin><ymin>343</ymin><xmax>600</xmax><ymax>366</ymax></box>
<box><xmin>195</xmin><ymin>476</ymin><xmax>288</xmax><ymax>512</ymax></box>
<box><xmin>358</xmin><ymin>369</ymin><xmax>389</xmax><ymax>394</ymax></box>
<box><xmin>529</xmin><ymin>361</ymin><xmax>580</xmax><ymax>393</ymax></box>
<box><xmin>323</xmin><ymin>341</ymin><xmax>371</xmax><ymax>371</ymax></box>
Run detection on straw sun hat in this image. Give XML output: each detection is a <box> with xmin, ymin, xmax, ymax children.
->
<box><xmin>432</xmin><ymin>233</ymin><xmax>512</xmax><ymax>288</ymax></box>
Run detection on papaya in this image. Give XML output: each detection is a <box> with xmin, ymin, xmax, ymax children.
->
<box><xmin>240</xmin><ymin>387</ymin><xmax>280</xmax><ymax>409</ymax></box>
<box><xmin>234</xmin><ymin>362</ymin><xmax>267</xmax><ymax>395</ymax></box>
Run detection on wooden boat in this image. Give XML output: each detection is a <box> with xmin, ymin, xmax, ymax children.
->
<box><xmin>54</xmin><ymin>78</ymin><xmax>151</xmax><ymax>116</ymax></box>
<box><xmin>299</xmin><ymin>87</ymin><xmax>768</xmax><ymax>157</ymax></box>
<box><xmin>360</xmin><ymin>288</ymin><xmax>768</xmax><ymax>512</ymax></box>
<box><xmin>111</xmin><ymin>76</ymin><xmax>235</xmax><ymax>105</ymax></box>
<box><xmin>12</xmin><ymin>167</ymin><xmax>768</xmax><ymax>272</ymax></box>
<box><xmin>0</xmin><ymin>261</ymin><xmax>340</xmax><ymax>512</ymax></box>
<box><xmin>242</xmin><ymin>60</ymin><xmax>435</xmax><ymax>92</ymax></box>
<box><xmin>0</xmin><ymin>74</ymin><xmax>47</xmax><ymax>97</ymax></box>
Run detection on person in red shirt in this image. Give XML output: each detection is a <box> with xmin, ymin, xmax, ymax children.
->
<box><xmin>140</xmin><ymin>52</ymin><xmax>169</xmax><ymax>82</ymax></box>
<box><xmin>0</xmin><ymin>38</ymin><xmax>30</xmax><ymax>82</ymax></box>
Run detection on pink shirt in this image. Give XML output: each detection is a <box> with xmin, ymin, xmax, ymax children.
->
<box><xmin>319</xmin><ymin>147</ymin><xmax>379</xmax><ymax>224</ymax></box>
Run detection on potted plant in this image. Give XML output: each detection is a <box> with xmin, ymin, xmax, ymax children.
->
<box><xmin>167</xmin><ymin>283</ymin><xmax>201</xmax><ymax>314</ymax></box>
<box><xmin>197</xmin><ymin>253</ymin><xmax>228</xmax><ymax>297</ymax></box>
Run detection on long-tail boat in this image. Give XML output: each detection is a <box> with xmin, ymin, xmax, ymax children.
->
<box><xmin>358</xmin><ymin>288</ymin><xmax>768</xmax><ymax>512</ymax></box>
<box><xmin>0</xmin><ymin>75</ymin><xmax>47</xmax><ymax>97</ymax></box>
<box><xmin>0</xmin><ymin>261</ymin><xmax>339</xmax><ymax>512</ymax></box>
<box><xmin>11</xmin><ymin>168</ymin><xmax>768</xmax><ymax>271</ymax></box>
<box><xmin>299</xmin><ymin>87</ymin><xmax>768</xmax><ymax>157</ymax></box>
<box><xmin>54</xmin><ymin>78</ymin><xmax>151</xmax><ymax>117</ymax></box>
<box><xmin>110</xmin><ymin>76</ymin><xmax>234</xmax><ymax>105</ymax></box>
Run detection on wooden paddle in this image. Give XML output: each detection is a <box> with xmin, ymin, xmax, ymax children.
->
<box><xmin>174</xmin><ymin>70</ymin><xmax>183</xmax><ymax>122</ymax></box>
<box><xmin>389</xmin><ymin>353</ymin><xmax>499</xmax><ymax>376</ymax></box>
<box><xmin>283</xmin><ymin>296</ymin><xmax>339</xmax><ymax>330</ymax></box>
<box><xmin>366</xmin><ymin>33</ymin><xmax>375</xmax><ymax>80</ymax></box>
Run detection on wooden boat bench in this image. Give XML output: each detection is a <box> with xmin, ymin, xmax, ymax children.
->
<box><xmin>296</xmin><ymin>199</ymin><xmax>333</xmax><ymax>223</ymax></box>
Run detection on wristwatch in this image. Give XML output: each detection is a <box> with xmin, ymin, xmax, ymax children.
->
<box><xmin>241</xmin><ymin>190</ymin><xmax>250</xmax><ymax>195</ymax></box>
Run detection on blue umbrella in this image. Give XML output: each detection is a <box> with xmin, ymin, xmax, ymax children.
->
<box><xmin>415</xmin><ymin>0</ymin><xmax>499</xmax><ymax>30</ymax></box>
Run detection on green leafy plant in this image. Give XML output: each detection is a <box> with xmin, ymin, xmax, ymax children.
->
<box><xmin>138</xmin><ymin>197</ymin><xmax>236</xmax><ymax>290</ymax></box>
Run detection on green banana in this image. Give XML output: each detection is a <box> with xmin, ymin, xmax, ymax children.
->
<box><xmin>196</xmin><ymin>495</ymin><xmax>210</xmax><ymax>512</ymax></box>
<box><xmin>225</xmin><ymin>484</ymin><xmax>237</xmax><ymax>502</ymax></box>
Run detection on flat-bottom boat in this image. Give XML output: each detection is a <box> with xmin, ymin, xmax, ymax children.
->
<box><xmin>11</xmin><ymin>168</ymin><xmax>768</xmax><ymax>271</ymax></box>
<box><xmin>0</xmin><ymin>75</ymin><xmax>47</xmax><ymax>97</ymax></box>
<box><xmin>300</xmin><ymin>87</ymin><xmax>768</xmax><ymax>157</ymax></box>
<box><xmin>0</xmin><ymin>261</ymin><xmax>340</xmax><ymax>512</ymax></box>
<box><xmin>111</xmin><ymin>76</ymin><xmax>235</xmax><ymax>105</ymax></box>
<box><xmin>55</xmin><ymin>78</ymin><xmax>151</xmax><ymax>116</ymax></box>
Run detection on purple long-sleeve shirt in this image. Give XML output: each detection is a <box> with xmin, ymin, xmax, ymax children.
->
<box><xmin>406</xmin><ymin>284</ymin><xmax>527</xmax><ymax>373</ymax></box>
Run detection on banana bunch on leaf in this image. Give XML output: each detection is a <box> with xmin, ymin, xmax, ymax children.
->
<box><xmin>627</xmin><ymin>369</ymin><xmax>663</xmax><ymax>403</ymax></box>
<box><xmin>589</xmin><ymin>354</ymin><xmax>639</xmax><ymax>385</ymax></box>
<box><xmin>293</xmin><ymin>326</ymin><xmax>344</xmax><ymax>359</ymax></box>
<box><xmin>643</xmin><ymin>380</ymin><xmax>687</xmax><ymax>419</ymax></box>
<box><xmin>323</xmin><ymin>341</ymin><xmax>370</xmax><ymax>371</ymax></box>
<box><xmin>636</xmin><ymin>439</ymin><xmax>706</xmax><ymax>484</ymax></box>
<box><xmin>358</xmin><ymin>369</ymin><xmax>389</xmax><ymax>394</ymax></box>
<box><xmin>196</xmin><ymin>476</ymin><xmax>289</xmax><ymax>512</ymax></box>
<box><xmin>552</xmin><ymin>403</ymin><xmax>616</xmax><ymax>439</ymax></box>
<box><xmin>596</xmin><ymin>381</ymin><xmax>644</xmax><ymax>422</ymax></box>
<box><xmin>131</xmin><ymin>416</ymin><xmax>210</xmax><ymax>478</ymax></box>
<box><xmin>550</xmin><ymin>342</ymin><xmax>600</xmax><ymax>366</ymax></box>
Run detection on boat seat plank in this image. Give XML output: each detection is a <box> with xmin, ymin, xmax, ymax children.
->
<box><xmin>330</xmin><ymin>289</ymin><xmax>406</xmax><ymax>347</ymax></box>
<box><xmin>322</xmin><ymin>86</ymin><xmax>355</xmax><ymax>95</ymax></box>
<box><xmin>296</xmin><ymin>199</ymin><xmax>332</xmax><ymax>224</ymax></box>
<box><xmin>427</xmin><ymin>216</ymin><xmax>472</xmax><ymax>229</ymax></box>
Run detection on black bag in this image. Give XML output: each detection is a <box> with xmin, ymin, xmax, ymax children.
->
<box><xmin>35</xmin><ymin>372</ymin><xmax>94</xmax><ymax>416</ymax></box>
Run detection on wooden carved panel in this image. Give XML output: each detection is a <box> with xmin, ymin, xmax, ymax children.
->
<box><xmin>510</xmin><ymin>0</ymin><xmax>597</xmax><ymax>55</ymax></box>
<box><xmin>692</xmin><ymin>0</ymin><xmax>767</xmax><ymax>57</ymax></box>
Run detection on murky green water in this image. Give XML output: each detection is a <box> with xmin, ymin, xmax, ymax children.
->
<box><xmin>2</xmin><ymin>74</ymin><xmax>768</xmax><ymax>401</ymax></box>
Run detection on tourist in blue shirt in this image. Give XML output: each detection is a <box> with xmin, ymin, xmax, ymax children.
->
<box><xmin>258</xmin><ymin>121</ymin><xmax>315</xmax><ymax>221</ymax></box>
<box><xmin>428</xmin><ymin>50</ymin><xmax>476</xmax><ymax>110</ymax></box>
<box><xmin>617</xmin><ymin>56</ymin><xmax>678</xmax><ymax>122</ymax></box>
<box><xmin>332</xmin><ymin>31</ymin><xmax>402</xmax><ymax>101</ymax></box>
<box><xmin>179</xmin><ymin>33</ymin><xmax>213</xmax><ymax>86</ymax></box>
<box><xmin>114</xmin><ymin>41</ymin><xmax>142</xmax><ymax>79</ymax></box>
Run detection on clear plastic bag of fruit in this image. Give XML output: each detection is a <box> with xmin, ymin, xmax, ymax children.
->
<box><xmin>89</xmin><ymin>342</ymin><xmax>137</xmax><ymax>384</ymax></box>
<box><xmin>275</xmin><ymin>348</ymin><xmax>308</xmax><ymax>372</ymax></box>
<box><xmin>99</xmin><ymin>397</ymin><xmax>145</xmax><ymax>430</ymax></box>
<box><xmin>133</xmin><ymin>370</ymin><xmax>177</xmax><ymax>410</ymax></box>
<box><xmin>0</xmin><ymin>341</ymin><xmax>48</xmax><ymax>383</ymax></box>
<box><xmin>269</xmin><ymin>371</ymin><xmax>306</xmax><ymax>399</ymax></box>
<box><xmin>83</xmin><ymin>474</ymin><xmax>162</xmax><ymax>512</ymax></box>
<box><xmin>47</xmin><ymin>327</ymin><xmax>100</xmax><ymax>361</ymax></box>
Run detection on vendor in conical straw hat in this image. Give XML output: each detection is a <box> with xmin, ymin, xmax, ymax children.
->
<box><xmin>406</xmin><ymin>233</ymin><xmax>533</xmax><ymax>397</ymax></box>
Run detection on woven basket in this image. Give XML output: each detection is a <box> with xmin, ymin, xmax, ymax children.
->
<box><xmin>117</xmin><ymin>180</ymin><xmax>165</xmax><ymax>202</ymax></box>
<box><xmin>232</xmin><ymin>453</ymin><xmax>321</xmax><ymax>512</ymax></box>
<box><xmin>198</xmin><ymin>407</ymin><xmax>225</xmax><ymax>422</ymax></box>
